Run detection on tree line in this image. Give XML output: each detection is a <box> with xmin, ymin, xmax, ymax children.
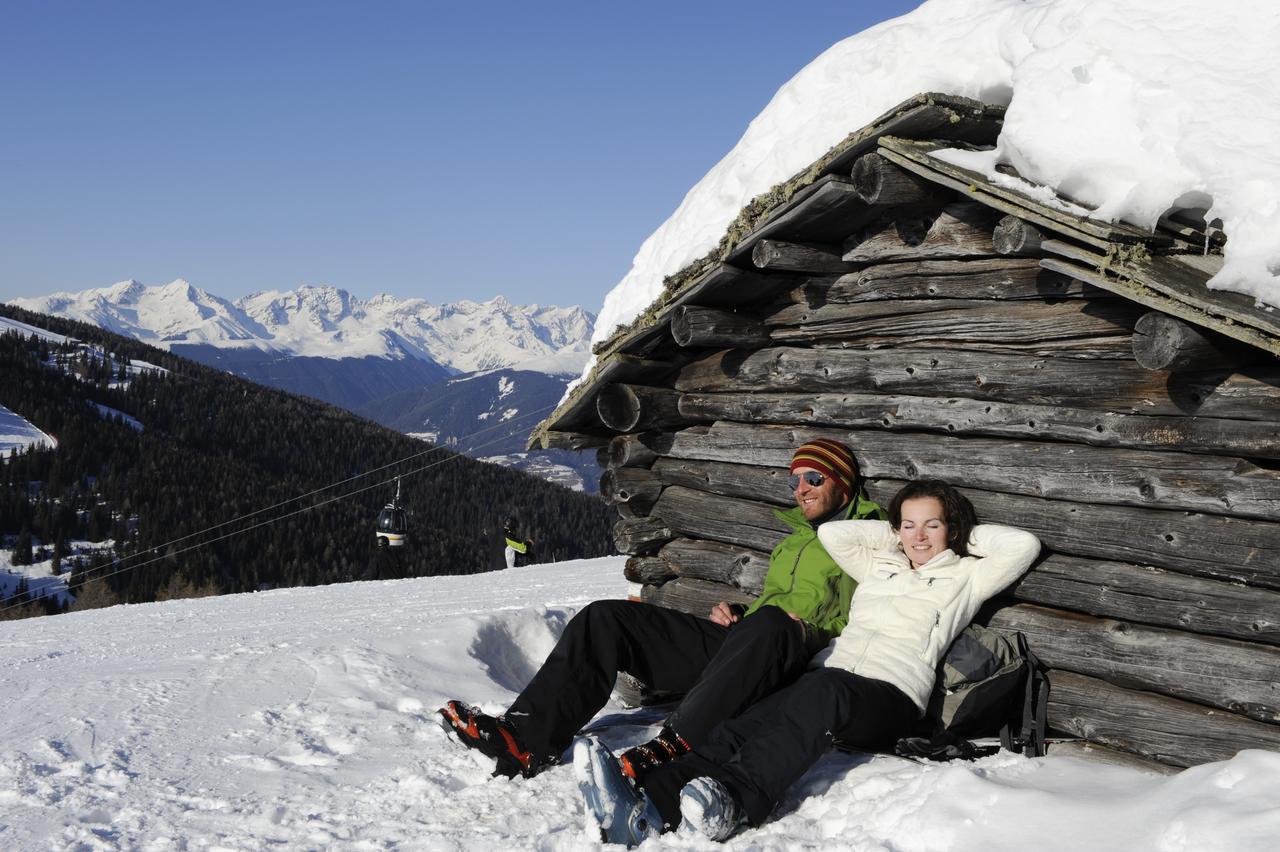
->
<box><xmin>0</xmin><ymin>305</ymin><xmax>615</xmax><ymax>620</ymax></box>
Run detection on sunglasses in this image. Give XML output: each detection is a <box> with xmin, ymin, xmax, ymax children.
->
<box><xmin>788</xmin><ymin>471</ymin><xmax>827</xmax><ymax>489</ymax></box>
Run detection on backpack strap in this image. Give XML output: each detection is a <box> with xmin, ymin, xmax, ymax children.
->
<box><xmin>1024</xmin><ymin>641</ymin><xmax>1049</xmax><ymax>757</ymax></box>
<box><xmin>1008</xmin><ymin>633</ymin><xmax>1049</xmax><ymax>757</ymax></box>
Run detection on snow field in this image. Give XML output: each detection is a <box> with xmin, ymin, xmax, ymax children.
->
<box><xmin>1</xmin><ymin>557</ymin><xmax>1277</xmax><ymax>850</ymax></box>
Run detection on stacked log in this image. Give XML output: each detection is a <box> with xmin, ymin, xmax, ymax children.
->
<box><xmin>587</xmin><ymin>152</ymin><xmax>1280</xmax><ymax>768</ymax></box>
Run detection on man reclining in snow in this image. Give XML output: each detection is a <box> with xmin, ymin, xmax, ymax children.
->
<box><xmin>439</xmin><ymin>438</ymin><xmax>886</xmax><ymax>780</ymax></box>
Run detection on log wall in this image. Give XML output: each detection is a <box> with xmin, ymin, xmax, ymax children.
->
<box><xmin>584</xmin><ymin>155</ymin><xmax>1280</xmax><ymax>769</ymax></box>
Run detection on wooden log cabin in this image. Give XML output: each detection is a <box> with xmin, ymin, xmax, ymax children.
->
<box><xmin>530</xmin><ymin>94</ymin><xmax>1280</xmax><ymax>770</ymax></box>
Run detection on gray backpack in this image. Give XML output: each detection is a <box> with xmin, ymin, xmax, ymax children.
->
<box><xmin>897</xmin><ymin>624</ymin><xmax>1048</xmax><ymax>760</ymax></box>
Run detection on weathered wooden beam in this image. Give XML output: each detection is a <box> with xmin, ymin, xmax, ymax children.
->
<box><xmin>1124</xmin><ymin>253</ymin><xmax>1280</xmax><ymax>343</ymax></box>
<box><xmin>671</xmin><ymin>305</ymin><xmax>770</xmax><ymax>349</ymax></box>
<box><xmin>662</xmin><ymin>422</ymin><xmax>1280</xmax><ymax>521</ymax></box>
<box><xmin>676</xmin><ymin>389</ymin><xmax>1280</xmax><ymax>460</ymax></box>
<box><xmin>752</xmin><ymin>239</ymin><xmax>856</xmax><ymax>274</ymax></box>
<box><xmin>726</xmin><ymin>175</ymin><xmax>881</xmax><ymax>263</ymax></box>
<box><xmin>958</xmin><ymin>485</ymin><xmax>1280</xmax><ymax>590</ymax></box>
<box><xmin>607</xmin><ymin>432</ymin><xmax>674</xmax><ymax>468</ymax></box>
<box><xmin>877</xmin><ymin>137</ymin><xmax>1161</xmax><ymax>246</ymax></box>
<box><xmin>767</xmin><ymin>297</ymin><xmax>1139</xmax><ymax>359</ymax></box>
<box><xmin>988</xmin><ymin>603</ymin><xmax>1280</xmax><ymax>723</ymax></box>
<box><xmin>612</xmin><ymin>500</ymin><xmax>648</xmax><ymax>520</ymax></box>
<box><xmin>596</xmin><ymin>384</ymin><xmax>699</xmax><ymax>433</ymax></box>
<box><xmin>624</xmin><ymin>555</ymin><xmax>676</xmax><ymax>586</ymax></box>
<box><xmin>841</xmin><ymin>212</ymin><xmax>935</xmax><ymax>262</ymax></box>
<box><xmin>650</xmin><ymin>486</ymin><xmax>790</xmax><ymax>554</ymax></box>
<box><xmin>1046</xmin><ymin>669</ymin><xmax>1280</xmax><ymax>768</ymax></box>
<box><xmin>675</xmin><ymin>346</ymin><xmax>1280</xmax><ymax>422</ymax></box>
<box><xmin>599</xmin><ymin>466</ymin><xmax>663</xmax><ymax>514</ymax></box>
<box><xmin>850</xmin><ymin>152</ymin><xmax>942</xmax><ymax>206</ymax></box>
<box><xmin>642</xmin><ymin>576</ymin><xmax>754</xmax><ymax>621</ymax></box>
<box><xmin>1009</xmin><ymin>554</ymin><xmax>1280</xmax><ymax>647</ymax></box>
<box><xmin>1132</xmin><ymin>311</ymin><xmax>1243</xmax><ymax>372</ymax></box>
<box><xmin>532</xmin><ymin>350</ymin><xmax>684</xmax><ymax>444</ymax></box>
<box><xmin>843</xmin><ymin>202</ymin><xmax>1000</xmax><ymax>263</ymax></box>
<box><xmin>818</xmin><ymin>93</ymin><xmax>1005</xmax><ymax>177</ymax></box>
<box><xmin>537</xmin><ymin>430</ymin><xmax>611</xmax><ymax>451</ymax></box>
<box><xmin>658</xmin><ymin>537</ymin><xmax>772</xmax><ymax>595</ymax></box>
<box><xmin>652</xmin><ymin>457</ymin><xmax>789</xmax><ymax>507</ymax></box>
<box><xmin>787</xmin><ymin>260</ymin><xmax>1099</xmax><ymax>305</ymax></box>
<box><xmin>612</xmin><ymin>515</ymin><xmax>674</xmax><ymax>555</ymax></box>
<box><xmin>592</xmin><ymin>263</ymin><xmax>780</xmax><ymax>361</ymax></box>
<box><xmin>992</xmin><ymin>215</ymin><xmax>1046</xmax><ymax>256</ymax></box>
<box><xmin>1041</xmin><ymin>254</ymin><xmax>1280</xmax><ymax>359</ymax></box>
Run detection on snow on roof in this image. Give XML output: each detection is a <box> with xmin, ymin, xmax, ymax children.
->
<box><xmin>587</xmin><ymin>0</ymin><xmax>1280</xmax><ymax>374</ymax></box>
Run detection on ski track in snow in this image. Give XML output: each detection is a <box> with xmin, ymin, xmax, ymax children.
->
<box><xmin>2</xmin><ymin>558</ymin><xmax>1278</xmax><ymax>850</ymax></box>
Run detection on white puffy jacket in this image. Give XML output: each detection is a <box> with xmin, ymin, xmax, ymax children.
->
<box><xmin>811</xmin><ymin>520</ymin><xmax>1040</xmax><ymax>714</ymax></box>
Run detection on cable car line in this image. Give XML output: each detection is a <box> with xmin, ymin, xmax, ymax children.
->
<box><xmin>1</xmin><ymin>400</ymin><xmax>563</xmax><ymax>614</ymax></box>
<box><xmin>38</xmin><ymin>450</ymin><xmax>457</xmax><ymax>599</ymax></box>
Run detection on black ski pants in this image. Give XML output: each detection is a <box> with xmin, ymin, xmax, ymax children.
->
<box><xmin>504</xmin><ymin>600</ymin><xmax>822</xmax><ymax>758</ymax></box>
<box><xmin>643</xmin><ymin>667</ymin><xmax>917</xmax><ymax>828</ymax></box>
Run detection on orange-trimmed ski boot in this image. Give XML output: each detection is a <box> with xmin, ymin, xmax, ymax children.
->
<box><xmin>438</xmin><ymin>700</ymin><xmax>552</xmax><ymax>779</ymax></box>
<box><xmin>618</xmin><ymin>726</ymin><xmax>691</xmax><ymax>785</ymax></box>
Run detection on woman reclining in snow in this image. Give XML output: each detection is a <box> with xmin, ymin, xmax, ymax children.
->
<box><xmin>575</xmin><ymin>478</ymin><xmax>1040</xmax><ymax>845</ymax></box>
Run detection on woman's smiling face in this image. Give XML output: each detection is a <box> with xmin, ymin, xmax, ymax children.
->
<box><xmin>896</xmin><ymin>496</ymin><xmax>950</xmax><ymax>568</ymax></box>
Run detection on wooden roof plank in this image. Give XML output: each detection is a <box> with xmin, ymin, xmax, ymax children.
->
<box><xmin>1040</xmin><ymin>239</ymin><xmax>1280</xmax><ymax>347</ymax></box>
<box><xmin>819</xmin><ymin>94</ymin><xmax>1005</xmax><ymax>177</ymax></box>
<box><xmin>874</xmin><ymin>147</ymin><xmax>1110</xmax><ymax>252</ymax></box>
<box><xmin>877</xmin><ymin>136</ymin><xmax>1163</xmax><ymax>245</ymax></box>
<box><xmin>725</xmin><ymin>175</ymin><xmax>876</xmax><ymax>263</ymax></box>
<box><xmin>530</xmin><ymin>263</ymin><xmax>783</xmax><ymax>443</ymax></box>
<box><xmin>1123</xmin><ymin>254</ymin><xmax>1280</xmax><ymax>340</ymax></box>
<box><xmin>725</xmin><ymin>95</ymin><xmax>1004</xmax><ymax>265</ymax></box>
<box><xmin>1039</xmin><ymin>255</ymin><xmax>1280</xmax><ymax>357</ymax></box>
<box><xmin>528</xmin><ymin>353</ymin><xmax>679</xmax><ymax>446</ymax></box>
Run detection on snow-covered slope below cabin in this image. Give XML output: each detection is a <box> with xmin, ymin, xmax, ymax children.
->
<box><xmin>1</xmin><ymin>557</ymin><xmax>1277</xmax><ymax>849</ymax></box>
<box><xmin>12</xmin><ymin>281</ymin><xmax>594</xmax><ymax>376</ymax></box>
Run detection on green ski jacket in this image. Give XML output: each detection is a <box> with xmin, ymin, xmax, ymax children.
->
<box><xmin>743</xmin><ymin>492</ymin><xmax>886</xmax><ymax>645</ymax></box>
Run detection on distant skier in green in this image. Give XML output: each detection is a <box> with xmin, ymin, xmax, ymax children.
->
<box><xmin>503</xmin><ymin>517</ymin><xmax>534</xmax><ymax>569</ymax></box>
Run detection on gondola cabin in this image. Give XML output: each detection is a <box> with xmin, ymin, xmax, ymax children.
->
<box><xmin>375</xmin><ymin>476</ymin><xmax>408</xmax><ymax>548</ymax></box>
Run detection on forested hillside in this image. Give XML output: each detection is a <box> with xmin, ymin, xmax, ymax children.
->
<box><xmin>0</xmin><ymin>305</ymin><xmax>614</xmax><ymax>619</ymax></box>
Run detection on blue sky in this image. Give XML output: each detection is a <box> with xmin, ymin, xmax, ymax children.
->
<box><xmin>1</xmin><ymin>1</ymin><xmax>920</xmax><ymax>310</ymax></box>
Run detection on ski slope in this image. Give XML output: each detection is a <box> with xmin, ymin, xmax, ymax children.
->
<box><xmin>1</xmin><ymin>557</ymin><xmax>1276</xmax><ymax>850</ymax></box>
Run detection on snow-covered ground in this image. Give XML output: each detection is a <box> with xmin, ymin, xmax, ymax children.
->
<box><xmin>0</xmin><ymin>541</ymin><xmax>87</xmax><ymax>606</ymax></box>
<box><xmin>88</xmin><ymin>402</ymin><xmax>144</xmax><ymax>432</ymax></box>
<box><xmin>1</xmin><ymin>403</ymin><xmax>57</xmax><ymax>456</ymax></box>
<box><xmin>2</xmin><ymin>557</ymin><xmax>1277</xmax><ymax>850</ymax></box>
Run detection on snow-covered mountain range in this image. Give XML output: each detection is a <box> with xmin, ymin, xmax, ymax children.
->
<box><xmin>11</xmin><ymin>279</ymin><xmax>594</xmax><ymax>376</ymax></box>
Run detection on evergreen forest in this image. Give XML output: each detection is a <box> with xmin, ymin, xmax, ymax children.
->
<box><xmin>0</xmin><ymin>305</ymin><xmax>615</xmax><ymax>620</ymax></box>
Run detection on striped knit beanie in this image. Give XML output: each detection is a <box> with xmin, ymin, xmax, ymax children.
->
<box><xmin>790</xmin><ymin>439</ymin><xmax>858</xmax><ymax>499</ymax></box>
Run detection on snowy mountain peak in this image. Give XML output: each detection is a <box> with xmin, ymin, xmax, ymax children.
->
<box><xmin>10</xmin><ymin>280</ymin><xmax>594</xmax><ymax>376</ymax></box>
<box><xmin>105</xmin><ymin>279</ymin><xmax>146</xmax><ymax>303</ymax></box>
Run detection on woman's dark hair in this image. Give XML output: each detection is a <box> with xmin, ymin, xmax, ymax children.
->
<box><xmin>887</xmin><ymin>479</ymin><xmax>978</xmax><ymax>557</ymax></box>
